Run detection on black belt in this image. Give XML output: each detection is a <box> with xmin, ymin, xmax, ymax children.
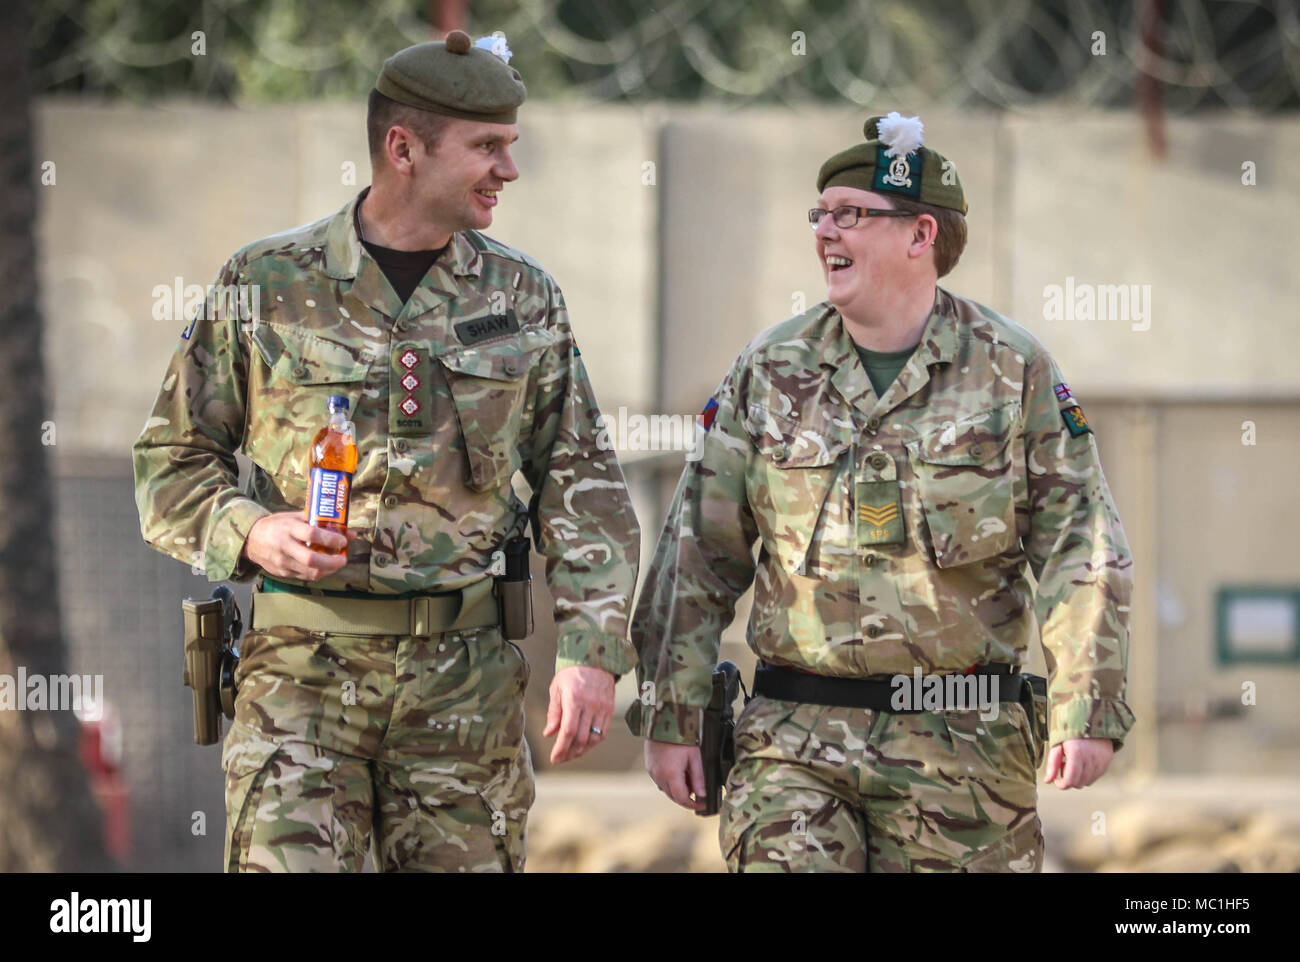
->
<box><xmin>753</xmin><ymin>661</ymin><xmax>1030</xmax><ymax>713</ymax></box>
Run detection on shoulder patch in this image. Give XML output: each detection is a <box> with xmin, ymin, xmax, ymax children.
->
<box><xmin>1053</xmin><ymin>381</ymin><xmax>1073</xmax><ymax>403</ymax></box>
<box><xmin>700</xmin><ymin>397</ymin><xmax>720</xmax><ymax>431</ymax></box>
<box><xmin>1061</xmin><ymin>404</ymin><xmax>1092</xmax><ymax>437</ymax></box>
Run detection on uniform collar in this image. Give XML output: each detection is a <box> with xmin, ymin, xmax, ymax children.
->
<box><xmin>914</xmin><ymin>287</ymin><xmax>961</xmax><ymax>368</ymax></box>
<box><xmin>821</xmin><ymin>287</ymin><xmax>961</xmax><ymax>416</ymax></box>
<box><xmin>323</xmin><ymin>188</ymin><xmax>483</xmax><ymax>320</ymax></box>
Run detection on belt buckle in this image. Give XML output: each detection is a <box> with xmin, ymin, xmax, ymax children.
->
<box><xmin>410</xmin><ymin>596</ymin><xmax>431</xmax><ymax>638</ymax></box>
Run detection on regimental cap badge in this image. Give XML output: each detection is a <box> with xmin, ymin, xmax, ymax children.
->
<box><xmin>873</xmin><ymin>112</ymin><xmax>923</xmax><ymax>189</ymax></box>
<box><xmin>816</xmin><ymin>109</ymin><xmax>967</xmax><ymax>214</ymax></box>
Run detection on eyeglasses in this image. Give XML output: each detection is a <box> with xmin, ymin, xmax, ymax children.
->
<box><xmin>808</xmin><ymin>206</ymin><xmax>917</xmax><ymax>230</ymax></box>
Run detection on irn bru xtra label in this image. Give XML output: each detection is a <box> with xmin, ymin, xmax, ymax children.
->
<box><xmin>308</xmin><ymin>467</ymin><xmax>351</xmax><ymax>524</ymax></box>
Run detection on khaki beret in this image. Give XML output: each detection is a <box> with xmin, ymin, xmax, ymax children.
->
<box><xmin>375</xmin><ymin>30</ymin><xmax>526</xmax><ymax>124</ymax></box>
<box><xmin>817</xmin><ymin>112</ymin><xmax>967</xmax><ymax>214</ymax></box>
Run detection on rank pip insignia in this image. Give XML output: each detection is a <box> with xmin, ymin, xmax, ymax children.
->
<box><xmin>390</xmin><ymin>345</ymin><xmax>431</xmax><ymax>436</ymax></box>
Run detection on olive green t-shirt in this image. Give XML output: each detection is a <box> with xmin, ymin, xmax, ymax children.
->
<box><xmin>854</xmin><ymin>341</ymin><xmax>918</xmax><ymax>398</ymax></box>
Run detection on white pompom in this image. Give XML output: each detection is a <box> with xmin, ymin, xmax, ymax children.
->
<box><xmin>877</xmin><ymin>111</ymin><xmax>924</xmax><ymax>158</ymax></box>
<box><xmin>475</xmin><ymin>33</ymin><xmax>512</xmax><ymax>64</ymax></box>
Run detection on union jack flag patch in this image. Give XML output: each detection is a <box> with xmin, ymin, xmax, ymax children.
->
<box><xmin>700</xmin><ymin>397</ymin><xmax>719</xmax><ymax>431</ymax></box>
<box><xmin>1054</xmin><ymin>382</ymin><xmax>1073</xmax><ymax>402</ymax></box>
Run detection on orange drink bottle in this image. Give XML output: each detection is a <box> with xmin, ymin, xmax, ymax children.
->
<box><xmin>305</xmin><ymin>395</ymin><xmax>357</xmax><ymax>554</ymax></box>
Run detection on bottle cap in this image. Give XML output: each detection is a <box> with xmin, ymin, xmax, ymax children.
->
<box><xmin>328</xmin><ymin>395</ymin><xmax>350</xmax><ymax>411</ymax></box>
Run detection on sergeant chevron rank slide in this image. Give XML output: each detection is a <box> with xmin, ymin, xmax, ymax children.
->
<box><xmin>856</xmin><ymin>480</ymin><xmax>904</xmax><ymax>545</ymax></box>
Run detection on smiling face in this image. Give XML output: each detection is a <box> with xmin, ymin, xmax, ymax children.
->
<box><xmin>814</xmin><ymin>185</ymin><xmax>930</xmax><ymax>316</ymax></box>
<box><xmin>410</xmin><ymin>118</ymin><xmax>520</xmax><ymax>234</ymax></box>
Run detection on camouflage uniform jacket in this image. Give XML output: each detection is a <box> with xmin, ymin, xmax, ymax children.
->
<box><xmin>629</xmin><ymin>288</ymin><xmax>1134</xmax><ymax>748</ymax></box>
<box><xmin>133</xmin><ymin>190</ymin><xmax>641</xmax><ymax>676</ymax></box>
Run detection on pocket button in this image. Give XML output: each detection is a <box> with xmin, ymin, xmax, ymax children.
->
<box><xmin>869</xmin><ymin>452</ymin><xmax>888</xmax><ymax>470</ymax></box>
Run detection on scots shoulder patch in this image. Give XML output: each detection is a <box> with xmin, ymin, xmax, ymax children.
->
<box><xmin>1053</xmin><ymin>382</ymin><xmax>1073</xmax><ymax>403</ymax></box>
<box><xmin>1061</xmin><ymin>405</ymin><xmax>1092</xmax><ymax>437</ymax></box>
<box><xmin>700</xmin><ymin>397</ymin><xmax>720</xmax><ymax>431</ymax></box>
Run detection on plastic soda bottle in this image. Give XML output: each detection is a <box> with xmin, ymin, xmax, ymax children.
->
<box><xmin>305</xmin><ymin>395</ymin><xmax>357</xmax><ymax>553</ymax></box>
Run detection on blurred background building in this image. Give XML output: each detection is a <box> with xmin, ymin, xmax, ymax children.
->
<box><xmin>21</xmin><ymin>0</ymin><xmax>1300</xmax><ymax>870</ymax></box>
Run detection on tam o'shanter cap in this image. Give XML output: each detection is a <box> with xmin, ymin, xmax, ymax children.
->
<box><xmin>375</xmin><ymin>30</ymin><xmax>526</xmax><ymax>124</ymax></box>
<box><xmin>817</xmin><ymin>112</ymin><xmax>967</xmax><ymax>214</ymax></box>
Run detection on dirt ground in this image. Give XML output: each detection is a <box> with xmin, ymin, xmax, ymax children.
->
<box><xmin>523</xmin><ymin>772</ymin><xmax>1300</xmax><ymax>872</ymax></box>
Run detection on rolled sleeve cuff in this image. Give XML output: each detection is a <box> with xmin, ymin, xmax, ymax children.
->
<box><xmin>554</xmin><ymin>630</ymin><xmax>638</xmax><ymax>679</ymax></box>
<box><xmin>204</xmin><ymin>497</ymin><xmax>272</xmax><ymax>583</ymax></box>
<box><xmin>1049</xmin><ymin>693</ymin><xmax>1136</xmax><ymax>753</ymax></box>
<box><xmin>623</xmin><ymin>699</ymin><xmax>702</xmax><ymax>745</ymax></box>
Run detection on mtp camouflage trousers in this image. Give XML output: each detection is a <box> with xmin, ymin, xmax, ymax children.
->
<box><xmin>221</xmin><ymin>621</ymin><xmax>533</xmax><ymax>872</ymax></box>
<box><xmin>720</xmin><ymin>694</ymin><xmax>1046</xmax><ymax>872</ymax></box>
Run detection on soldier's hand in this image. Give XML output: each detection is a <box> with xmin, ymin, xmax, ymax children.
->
<box><xmin>1044</xmin><ymin>736</ymin><xmax>1114</xmax><ymax>789</ymax></box>
<box><xmin>644</xmin><ymin>739</ymin><xmax>706</xmax><ymax>812</ymax></box>
<box><xmin>544</xmin><ymin>665</ymin><xmax>615</xmax><ymax>764</ymax></box>
<box><xmin>242</xmin><ymin>511</ymin><xmax>356</xmax><ymax>581</ymax></box>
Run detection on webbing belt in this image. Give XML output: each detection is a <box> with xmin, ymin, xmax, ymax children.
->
<box><xmin>250</xmin><ymin>578</ymin><xmax>499</xmax><ymax>637</ymax></box>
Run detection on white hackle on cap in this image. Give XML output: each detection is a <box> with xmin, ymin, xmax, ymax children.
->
<box><xmin>877</xmin><ymin>111</ymin><xmax>924</xmax><ymax>158</ymax></box>
<box><xmin>476</xmin><ymin>33</ymin><xmax>512</xmax><ymax>64</ymax></box>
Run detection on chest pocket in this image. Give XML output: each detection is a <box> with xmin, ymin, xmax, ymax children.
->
<box><xmin>904</xmin><ymin>400</ymin><xmax>1021</xmax><ymax>567</ymax></box>
<box><xmin>745</xmin><ymin>401</ymin><xmax>852</xmax><ymax>575</ymax></box>
<box><xmin>437</xmin><ymin>329</ymin><xmax>555</xmax><ymax>491</ymax></box>
<box><xmin>244</xmin><ymin>321</ymin><xmax>374</xmax><ymax>481</ymax></box>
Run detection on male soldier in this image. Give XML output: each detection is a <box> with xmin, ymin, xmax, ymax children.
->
<box><xmin>133</xmin><ymin>31</ymin><xmax>640</xmax><ymax>872</ymax></box>
<box><xmin>629</xmin><ymin>113</ymin><xmax>1134</xmax><ymax>872</ymax></box>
